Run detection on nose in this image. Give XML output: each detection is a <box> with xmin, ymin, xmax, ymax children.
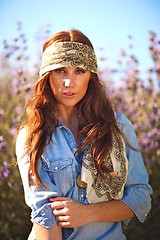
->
<box><xmin>63</xmin><ymin>75</ymin><xmax>74</xmax><ymax>88</ymax></box>
<box><xmin>63</xmin><ymin>79</ymin><xmax>71</xmax><ymax>87</ymax></box>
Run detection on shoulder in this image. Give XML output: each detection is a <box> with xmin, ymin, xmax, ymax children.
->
<box><xmin>116</xmin><ymin>112</ymin><xmax>135</xmax><ymax>135</ymax></box>
<box><xmin>16</xmin><ymin>127</ymin><xmax>28</xmax><ymax>144</ymax></box>
<box><xmin>116</xmin><ymin>112</ymin><xmax>132</xmax><ymax>126</ymax></box>
<box><xmin>16</xmin><ymin>127</ymin><xmax>28</xmax><ymax>160</ymax></box>
<box><xmin>116</xmin><ymin>112</ymin><xmax>139</xmax><ymax>148</ymax></box>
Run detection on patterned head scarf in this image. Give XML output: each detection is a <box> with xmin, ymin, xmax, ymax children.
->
<box><xmin>39</xmin><ymin>41</ymin><xmax>98</xmax><ymax>76</ymax></box>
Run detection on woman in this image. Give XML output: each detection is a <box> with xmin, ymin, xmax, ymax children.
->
<box><xmin>16</xmin><ymin>29</ymin><xmax>152</xmax><ymax>240</ymax></box>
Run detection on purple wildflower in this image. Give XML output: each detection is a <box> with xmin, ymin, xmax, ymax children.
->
<box><xmin>0</xmin><ymin>161</ymin><xmax>12</xmax><ymax>180</ymax></box>
<box><xmin>0</xmin><ymin>136</ymin><xmax>8</xmax><ymax>154</ymax></box>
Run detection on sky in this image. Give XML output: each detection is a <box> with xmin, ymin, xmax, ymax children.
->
<box><xmin>0</xmin><ymin>0</ymin><xmax>160</xmax><ymax>71</ymax></box>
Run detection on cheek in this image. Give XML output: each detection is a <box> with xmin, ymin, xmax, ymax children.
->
<box><xmin>82</xmin><ymin>79</ymin><xmax>90</xmax><ymax>92</ymax></box>
<box><xmin>78</xmin><ymin>80</ymin><xmax>89</xmax><ymax>97</ymax></box>
<box><xmin>49</xmin><ymin>80</ymin><xmax>62</xmax><ymax>95</ymax></box>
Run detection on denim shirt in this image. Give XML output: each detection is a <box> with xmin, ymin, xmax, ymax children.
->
<box><xmin>16</xmin><ymin>112</ymin><xmax>152</xmax><ymax>240</ymax></box>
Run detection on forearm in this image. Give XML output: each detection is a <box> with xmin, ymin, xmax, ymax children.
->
<box><xmin>86</xmin><ymin>200</ymin><xmax>135</xmax><ymax>223</ymax></box>
<box><xmin>50</xmin><ymin>197</ymin><xmax>135</xmax><ymax>228</ymax></box>
<box><xmin>34</xmin><ymin>222</ymin><xmax>62</xmax><ymax>240</ymax></box>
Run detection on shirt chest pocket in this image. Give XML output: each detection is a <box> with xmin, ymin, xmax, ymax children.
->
<box><xmin>41</xmin><ymin>157</ymin><xmax>74</xmax><ymax>196</ymax></box>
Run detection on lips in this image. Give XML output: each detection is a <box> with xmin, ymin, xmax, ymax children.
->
<box><xmin>63</xmin><ymin>91</ymin><xmax>75</xmax><ymax>96</ymax></box>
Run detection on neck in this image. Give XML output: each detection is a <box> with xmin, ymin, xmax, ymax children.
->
<box><xmin>56</xmin><ymin>105</ymin><xmax>79</xmax><ymax>142</ymax></box>
<box><xmin>57</xmin><ymin>106</ymin><xmax>78</xmax><ymax>125</ymax></box>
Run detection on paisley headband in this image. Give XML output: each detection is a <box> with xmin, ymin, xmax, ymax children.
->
<box><xmin>39</xmin><ymin>41</ymin><xmax>98</xmax><ymax>76</ymax></box>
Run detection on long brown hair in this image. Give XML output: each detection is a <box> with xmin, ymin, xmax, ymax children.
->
<box><xmin>21</xmin><ymin>29</ymin><xmax>124</xmax><ymax>186</ymax></box>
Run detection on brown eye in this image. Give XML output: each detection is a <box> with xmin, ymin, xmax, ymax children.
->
<box><xmin>76</xmin><ymin>68</ymin><xmax>86</xmax><ymax>74</ymax></box>
<box><xmin>54</xmin><ymin>68</ymin><xmax>65</xmax><ymax>73</ymax></box>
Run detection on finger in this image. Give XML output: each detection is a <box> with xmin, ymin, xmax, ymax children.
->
<box><xmin>51</xmin><ymin>201</ymin><xmax>65</xmax><ymax>209</ymax></box>
<box><xmin>56</xmin><ymin>215</ymin><xmax>70</xmax><ymax>222</ymax></box>
<box><xmin>53</xmin><ymin>208</ymin><xmax>65</xmax><ymax>216</ymax></box>
<box><xmin>57</xmin><ymin>221</ymin><xmax>71</xmax><ymax>228</ymax></box>
<box><xmin>50</xmin><ymin>196</ymin><xmax>71</xmax><ymax>202</ymax></box>
<box><xmin>53</xmin><ymin>206</ymin><xmax>69</xmax><ymax>216</ymax></box>
<box><xmin>51</xmin><ymin>199</ymin><xmax>73</xmax><ymax>209</ymax></box>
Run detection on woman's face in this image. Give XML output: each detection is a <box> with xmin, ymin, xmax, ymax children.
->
<box><xmin>49</xmin><ymin>67</ymin><xmax>91</xmax><ymax>109</ymax></box>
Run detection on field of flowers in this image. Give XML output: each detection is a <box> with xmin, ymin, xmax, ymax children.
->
<box><xmin>0</xmin><ymin>23</ymin><xmax>159</xmax><ymax>239</ymax></box>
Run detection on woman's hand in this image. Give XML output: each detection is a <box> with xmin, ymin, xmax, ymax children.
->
<box><xmin>50</xmin><ymin>197</ymin><xmax>89</xmax><ymax>228</ymax></box>
<box><xmin>50</xmin><ymin>197</ymin><xmax>135</xmax><ymax>229</ymax></box>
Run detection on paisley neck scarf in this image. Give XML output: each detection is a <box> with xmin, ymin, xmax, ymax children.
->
<box><xmin>81</xmin><ymin>133</ymin><xmax>128</xmax><ymax>203</ymax></box>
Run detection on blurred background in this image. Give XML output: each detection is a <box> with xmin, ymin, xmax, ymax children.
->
<box><xmin>0</xmin><ymin>0</ymin><xmax>159</xmax><ymax>239</ymax></box>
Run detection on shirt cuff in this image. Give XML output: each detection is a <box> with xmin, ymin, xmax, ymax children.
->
<box><xmin>31</xmin><ymin>203</ymin><xmax>56</xmax><ymax>229</ymax></box>
<box><xmin>121</xmin><ymin>186</ymin><xmax>152</xmax><ymax>223</ymax></box>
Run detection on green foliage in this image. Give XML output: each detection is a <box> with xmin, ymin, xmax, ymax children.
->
<box><xmin>0</xmin><ymin>177</ymin><xmax>32</xmax><ymax>240</ymax></box>
<box><xmin>0</xmin><ymin>24</ymin><xmax>159</xmax><ymax>239</ymax></box>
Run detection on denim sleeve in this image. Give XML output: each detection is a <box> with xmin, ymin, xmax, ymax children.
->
<box><xmin>16</xmin><ymin>128</ymin><xmax>62</xmax><ymax>229</ymax></box>
<box><xmin>116</xmin><ymin>112</ymin><xmax>153</xmax><ymax>224</ymax></box>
